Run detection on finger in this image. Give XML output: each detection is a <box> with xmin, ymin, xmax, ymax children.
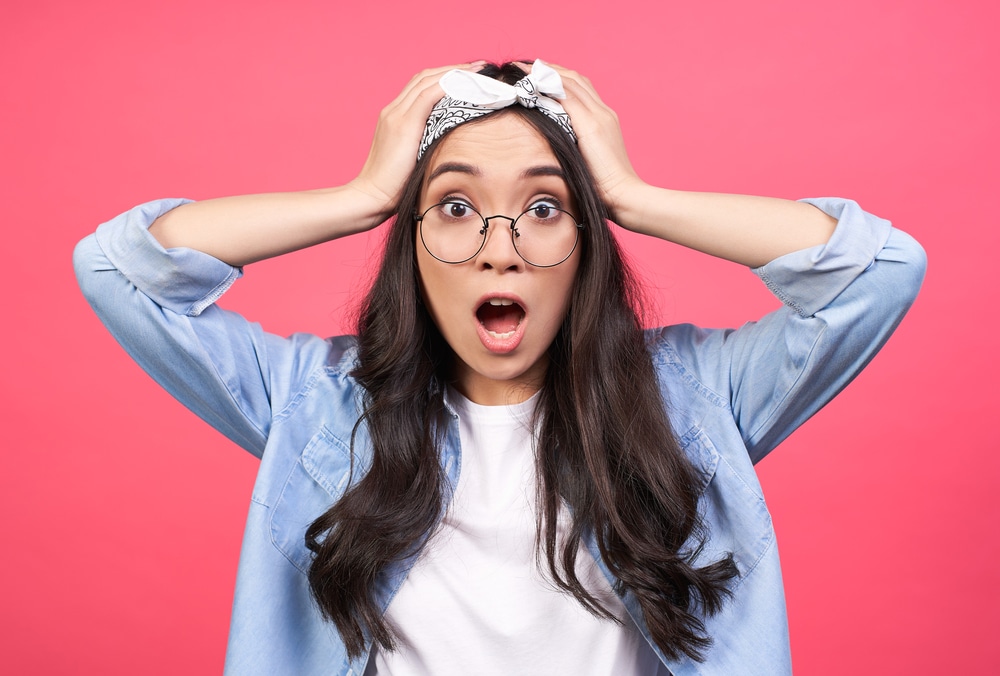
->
<box><xmin>369</xmin><ymin>63</ymin><xmax>483</xmax><ymax>165</ymax></box>
<box><xmin>543</xmin><ymin>62</ymin><xmax>594</xmax><ymax>87</ymax></box>
<box><xmin>388</xmin><ymin>67</ymin><xmax>454</xmax><ymax>110</ymax></box>
<box><xmin>559</xmin><ymin>77</ymin><xmax>622</xmax><ymax>135</ymax></box>
<box><xmin>387</xmin><ymin>61</ymin><xmax>484</xmax><ymax>110</ymax></box>
<box><xmin>547</xmin><ymin>65</ymin><xmax>605</xmax><ymax>108</ymax></box>
<box><xmin>560</xmin><ymin>79</ymin><xmax>610</xmax><ymax>121</ymax></box>
<box><xmin>394</xmin><ymin>62</ymin><xmax>491</xmax><ymax>121</ymax></box>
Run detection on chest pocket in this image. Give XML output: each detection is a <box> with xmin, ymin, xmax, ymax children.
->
<box><xmin>269</xmin><ymin>425</ymin><xmax>361</xmax><ymax>574</ymax></box>
<box><xmin>680</xmin><ymin>426</ymin><xmax>774</xmax><ymax>586</ymax></box>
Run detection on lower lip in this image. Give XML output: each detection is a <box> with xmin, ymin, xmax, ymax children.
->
<box><xmin>476</xmin><ymin>316</ymin><xmax>526</xmax><ymax>354</ymax></box>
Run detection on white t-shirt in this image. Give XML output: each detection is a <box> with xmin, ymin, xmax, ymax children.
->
<box><xmin>367</xmin><ymin>389</ymin><xmax>666</xmax><ymax>675</ymax></box>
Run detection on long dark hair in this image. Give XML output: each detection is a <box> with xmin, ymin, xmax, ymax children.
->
<box><xmin>305</xmin><ymin>62</ymin><xmax>738</xmax><ymax>663</ymax></box>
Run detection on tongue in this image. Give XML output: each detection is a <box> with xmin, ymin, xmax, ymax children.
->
<box><xmin>478</xmin><ymin>303</ymin><xmax>523</xmax><ymax>333</ymax></box>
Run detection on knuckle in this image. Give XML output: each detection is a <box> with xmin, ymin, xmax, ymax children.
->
<box><xmin>417</xmin><ymin>84</ymin><xmax>441</xmax><ymax>98</ymax></box>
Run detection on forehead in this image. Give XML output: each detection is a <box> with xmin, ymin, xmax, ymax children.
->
<box><xmin>425</xmin><ymin>113</ymin><xmax>560</xmax><ymax>176</ymax></box>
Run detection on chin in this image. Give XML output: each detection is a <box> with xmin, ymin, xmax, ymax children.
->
<box><xmin>452</xmin><ymin>350</ymin><xmax>549</xmax><ymax>404</ymax></box>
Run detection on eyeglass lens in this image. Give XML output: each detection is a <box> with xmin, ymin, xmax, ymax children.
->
<box><xmin>419</xmin><ymin>201</ymin><xmax>580</xmax><ymax>267</ymax></box>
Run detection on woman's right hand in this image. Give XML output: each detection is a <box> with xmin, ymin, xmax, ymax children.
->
<box><xmin>347</xmin><ymin>62</ymin><xmax>486</xmax><ymax>228</ymax></box>
<box><xmin>147</xmin><ymin>63</ymin><xmax>483</xmax><ymax>267</ymax></box>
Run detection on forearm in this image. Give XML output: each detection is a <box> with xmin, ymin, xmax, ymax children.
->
<box><xmin>148</xmin><ymin>64</ymin><xmax>481</xmax><ymax>268</ymax></box>
<box><xmin>148</xmin><ymin>181</ymin><xmax>392</xmax><ymax>267</ymax></box>
<box><xmin>612</xmin><ymin>183</ymin><xmax>837</xmax><ymax>269</ymax></box>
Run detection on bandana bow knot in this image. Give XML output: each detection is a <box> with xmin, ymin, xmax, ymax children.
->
<box><xmin>417</xmin><ymin>59</ymin><xmax>576</xmax><ymax>159</ymax></box>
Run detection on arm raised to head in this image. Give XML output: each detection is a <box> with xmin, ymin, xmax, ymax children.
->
<box><xmin>148</xmin><ymin>63</ymin><xmax>483</xmax><ymax>267</ymax></box>
<box><xmin>544</xmin><ymin>63</ymin><xmax>837</xmax><ymax>268</ymax></box>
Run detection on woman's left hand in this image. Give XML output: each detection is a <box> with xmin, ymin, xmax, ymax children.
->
<box><xmin>526</xmin><ymin>62</ymin><xmax>646</xmax><ymax>223</ymax></box>
<box><xmin>526</xmin><ymin>62</ymin><xmax>837</xmax><ymax>266</ymax></box>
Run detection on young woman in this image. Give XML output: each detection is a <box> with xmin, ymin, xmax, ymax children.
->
<box><xmin>74</xmin><ymin>60</ymin><xmax>925</xmax><ymax>675</ymax></box>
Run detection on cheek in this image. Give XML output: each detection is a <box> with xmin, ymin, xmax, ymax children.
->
<box><xmin>415</xmin><ymin>250</ymin><xmax>456</xmax><ymax>330</ymax></box>
<box><xmin>540</xmin><ymin>260</ymin><xmax>581</xmax><ymax>332</ymax></box>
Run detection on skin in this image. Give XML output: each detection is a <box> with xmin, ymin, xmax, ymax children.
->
<box><xmin>416</xmin><ymin>114</ymin><xmax>581</xmax><ymax>405</ymax></box>
<box><xmin>148</xmin><ymin>60</ymin><xmax>838</xmax><ymax>402</ymax></box>
<box><xmin>530</xmin><ymin>61</ymin><xmax>836</xmax><ymax>267</ymax></box>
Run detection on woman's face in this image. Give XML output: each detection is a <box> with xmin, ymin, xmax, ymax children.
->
<box><xmin>416</xmin><ymin>113</ymin><xmax>581</xmax><ymax>406</ymax></box>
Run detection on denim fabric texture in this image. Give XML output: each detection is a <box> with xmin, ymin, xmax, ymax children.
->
<box><xmin>74</xmin><ymin>197</ymin><xmax>926</xmax><ymax>675</ymax></box>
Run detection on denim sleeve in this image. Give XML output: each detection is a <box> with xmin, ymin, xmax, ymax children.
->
<box><xmin>653</xmin><ymin>198</ymin><xmax>927</xmax><ymax>464</ymax></box>
<box><xmin>73</xmin><ymin>199</ymin><xmax>339</xmax><ymax>458</ymax></box>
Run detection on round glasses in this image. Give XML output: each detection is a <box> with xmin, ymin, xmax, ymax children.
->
<box><xmin>416</xmin><ymin>201</ymin><xmax>584</xmax><ymax>268</ymax></box>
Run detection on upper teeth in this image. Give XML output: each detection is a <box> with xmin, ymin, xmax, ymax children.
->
<box><xmin>488</xmin><ymin>298</ymin><xmax>514</xmax><ymax>306</ymax></box>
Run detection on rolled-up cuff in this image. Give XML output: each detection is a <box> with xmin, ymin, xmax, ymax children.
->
<box><xmin>752</xmin><ymin>197</ymin><xmax>892</xmax><ymax>317</ymax></box>
<box><xmin>94</xmin><ymin>198</ymin><xmax>242</xmax><ymax>316</ymax></box>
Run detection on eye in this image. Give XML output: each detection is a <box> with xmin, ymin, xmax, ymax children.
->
<box><xmin>437</xmin><ymin>200</ymin><xmax>477</xmax><ymax>220</ymax></box>
<box><xmin>527</xmin><ymin>199</ymin><xmax>562</xmax><ymax>220</ymax></box>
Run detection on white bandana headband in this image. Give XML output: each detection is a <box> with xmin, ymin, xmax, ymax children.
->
<box><xmin>417</xmin><ymin>59</ymin><xmax>577</xmax><ymax>159</ymax></box>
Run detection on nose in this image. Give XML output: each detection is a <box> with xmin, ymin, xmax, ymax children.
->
<box><xmin>477</xmin><ymin>216</ymin><xmax>523</xmax><ymax>271</ymax></box>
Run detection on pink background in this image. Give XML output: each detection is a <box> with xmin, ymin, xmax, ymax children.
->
<box><xmin>3</xmin><ymin>1</ymin><xmax>997</xmax><ymax>673</ymax></box>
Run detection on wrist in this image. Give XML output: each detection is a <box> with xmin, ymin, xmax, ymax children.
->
<box><xmin>604</xmin><ymin>179</ymin><xmax>659</xmax><ymax>232</ymax></box>
<box><xmin>340</xmin><ymin>179</ymin><xmax>397</xmax><ymax>232</ymax></box>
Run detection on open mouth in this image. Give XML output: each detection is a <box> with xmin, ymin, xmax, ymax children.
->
<box><xmin>476</xmin><ymin>298</ymin><xmax>526</xmax><ymax>340</ymax></box>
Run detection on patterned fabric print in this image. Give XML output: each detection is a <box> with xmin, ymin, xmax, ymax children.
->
<box><xmin>543</xmin><ymin>109</ymin><xmax>575</xmax><ymax>141</ymax></box>
<box><xmin>513</xmin><ymin>78</ymin><xmax>540</xmax><ymax>108</ymax></box>
<box><xmin>417</xmin><ymin>94</ymin><xmax>577</xmax><ymax>159</ymax></box>
<box><xmin>418</xmin><ymin>98</ymin><xmax>494</xmax><ymax>159</ymax></box>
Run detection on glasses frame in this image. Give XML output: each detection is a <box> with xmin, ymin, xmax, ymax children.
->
<box><xmin>415</xmin><ymin>201</ymin><xmax>585</xmax><ymax>268</ymax></box>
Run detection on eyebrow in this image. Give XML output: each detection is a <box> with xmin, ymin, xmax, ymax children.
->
<box><xmin>426</xmin><ymin>162</ymin><xmax>481</xmax><ymax>184</ymax></box>
<box><xmin>426</xmin><ymin>162</ymin><xmax>566</xmax><ymax>185</ymax></box>
<box><xmin>520</xmin><ymin>165</ymin><xmax>565</xmax><ymax>180</ymax></box>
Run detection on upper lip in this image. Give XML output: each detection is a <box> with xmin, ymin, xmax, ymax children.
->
<box><xmin>473</xmin><ymin>292</ymin><xmax>527</xmax><ymax>314</ymax></box>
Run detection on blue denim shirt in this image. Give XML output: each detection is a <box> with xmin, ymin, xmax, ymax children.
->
<box><xmin>74</xmin><ymin>198</ymin><xmax>925</xmax><ymax>675</ymax></box>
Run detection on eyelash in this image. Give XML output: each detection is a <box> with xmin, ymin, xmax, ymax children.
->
<box><xmin>439</xmin><ymin>194</ymin><xmax>565</xmax><ymax>211</ymax></box>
